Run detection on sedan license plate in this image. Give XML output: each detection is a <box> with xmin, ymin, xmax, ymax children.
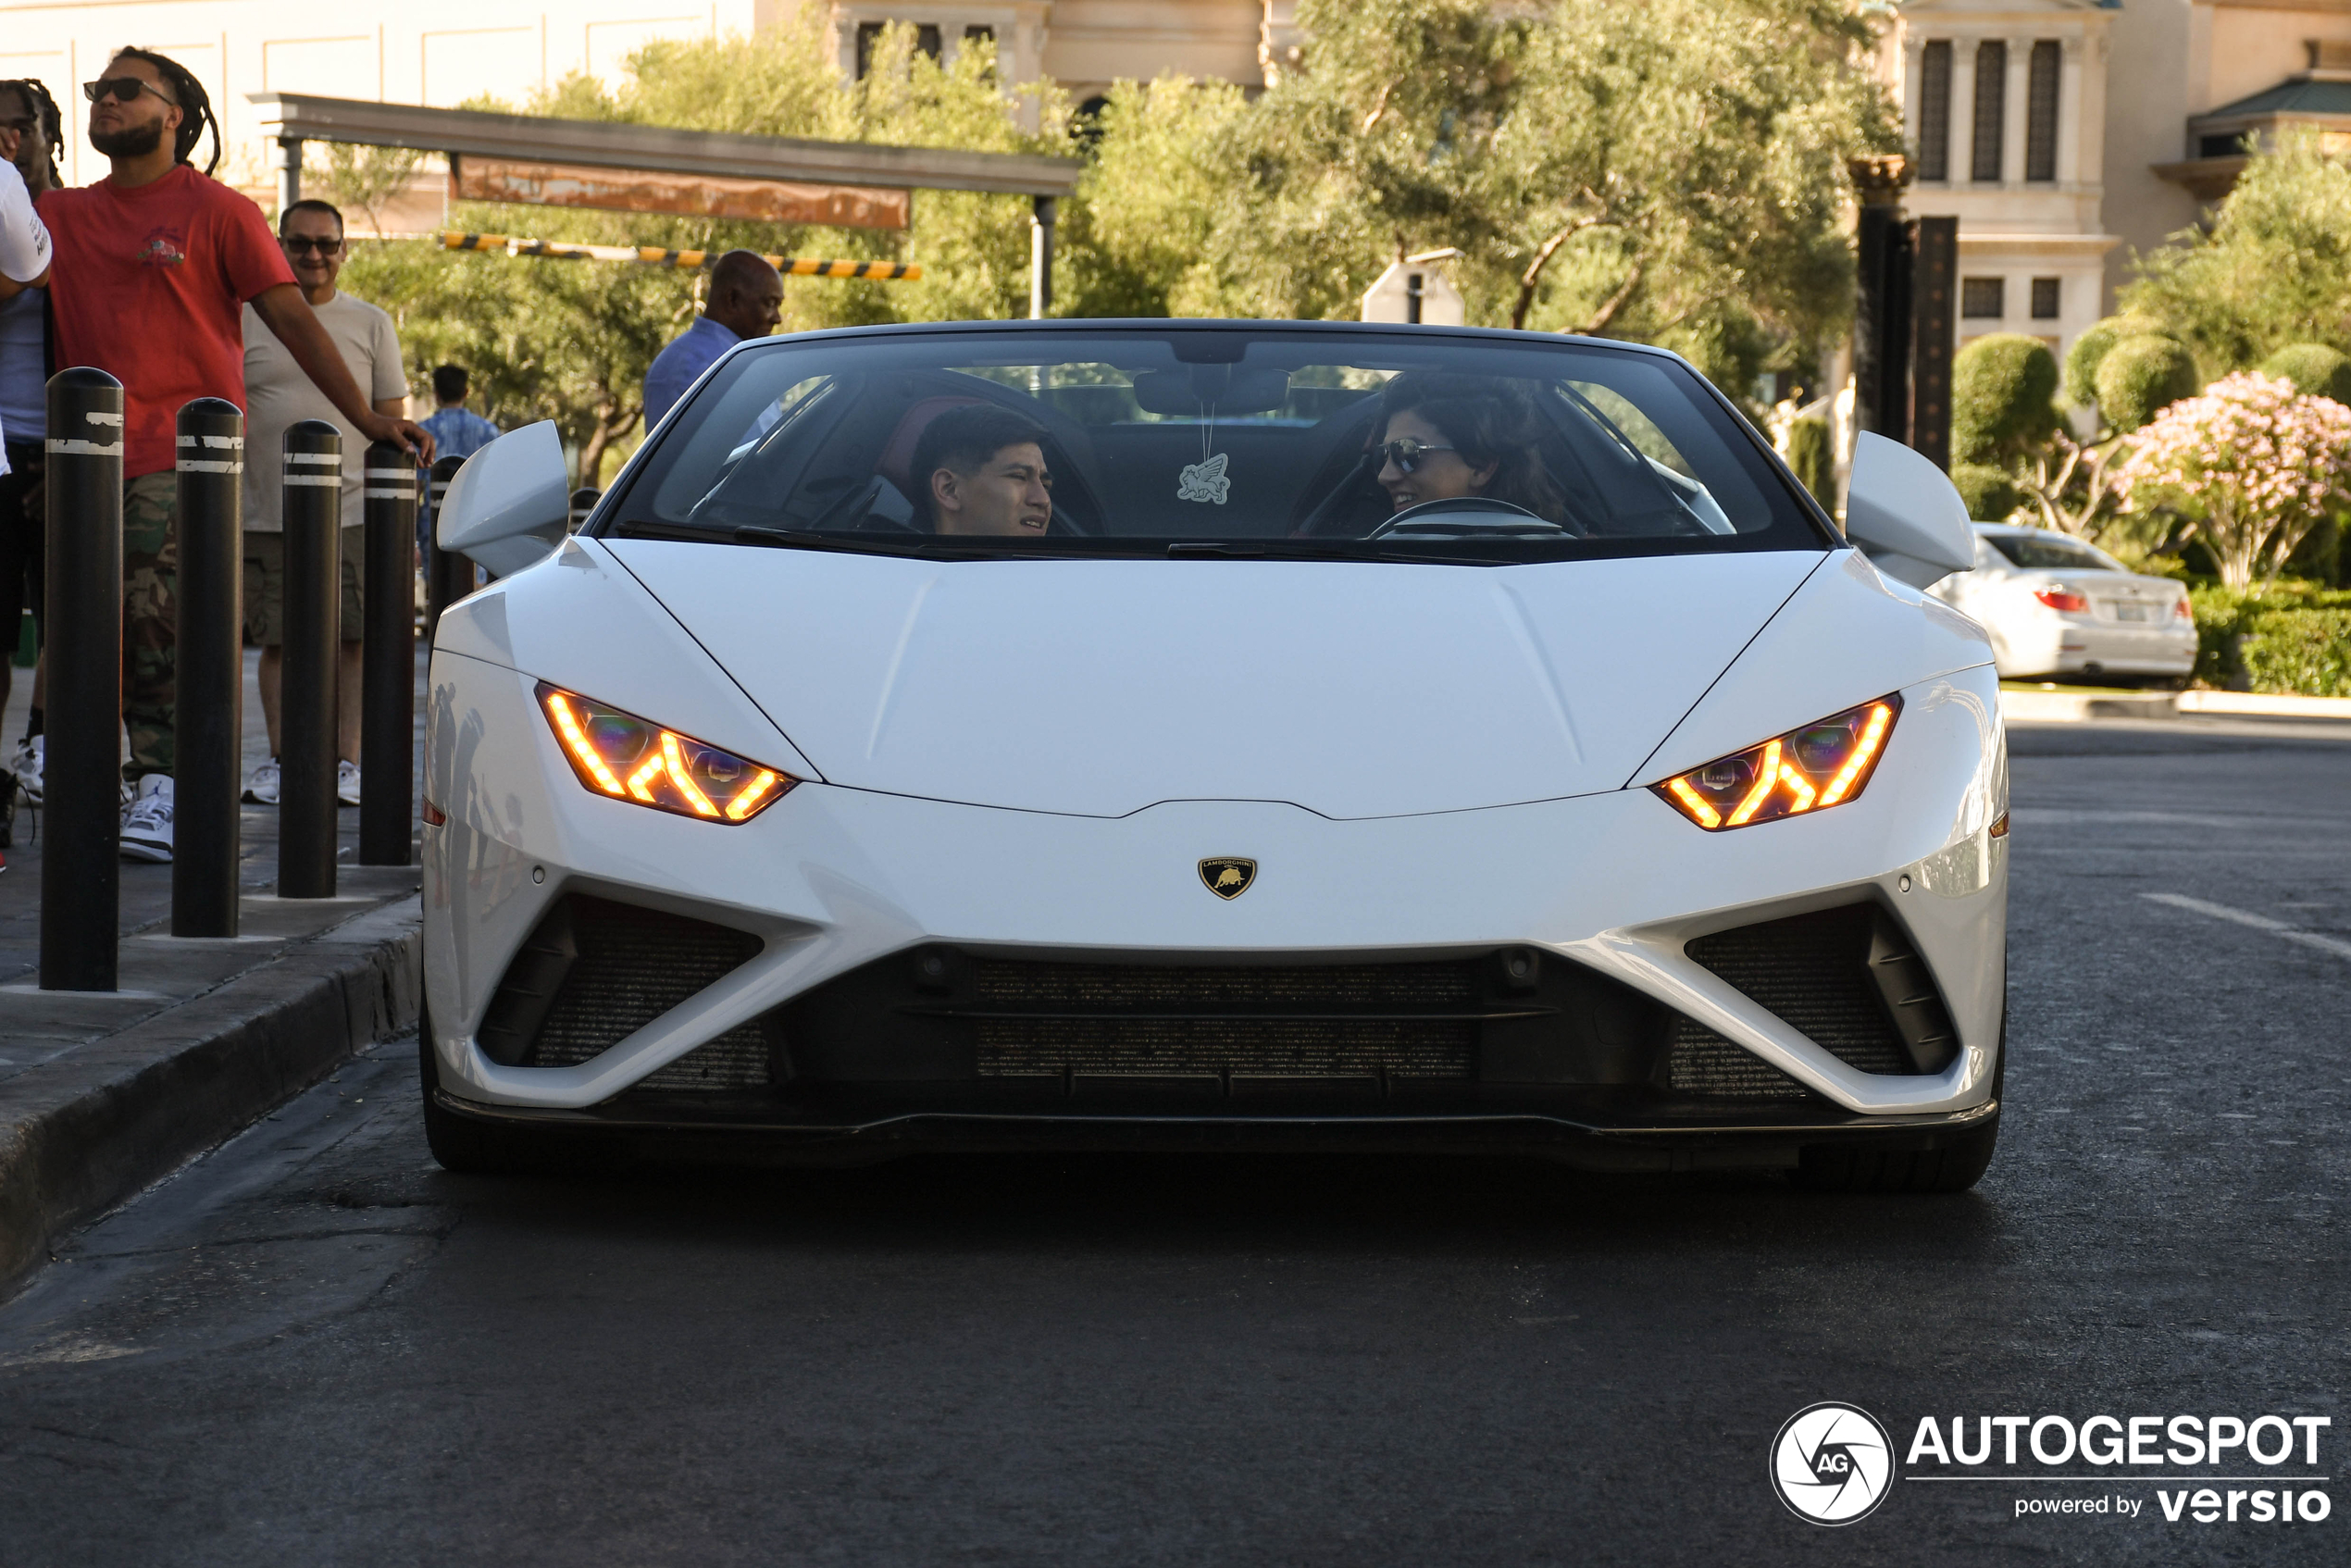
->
<box><xmin>2113</xmin><ymin>603</ymin><xmax>2148</xmax><ymax>622</ymax></box>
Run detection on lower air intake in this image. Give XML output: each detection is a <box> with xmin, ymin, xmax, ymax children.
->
<box><xmin>479</xmin><ymin>895</ymin><xmax>772</xmax><ymax>1089</ymax></box>
<box><xmin>1683</xmin><ymin>903</ymin><xmax>1958</xmax><ymax>1076</ymax></box>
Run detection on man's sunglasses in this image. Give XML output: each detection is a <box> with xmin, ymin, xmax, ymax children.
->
<box><xmin>281</xmin><ymin>236</ymin><xmax>344</xmax><ymax>256</ymax></box>
<box><xmin>82</xmin><ymin>78</ymin><xmax>178</xmax><ymax>107</ymax></box>
<box><xmin>1374</xmin><ymin>438</ymin><xmax>1458</xmax><ymax>475</ymax></box>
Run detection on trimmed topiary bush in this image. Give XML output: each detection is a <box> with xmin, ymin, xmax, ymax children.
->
<box><xmin>2094</xmin><ymin>335</ymin><xmax>2200</xmax><ymax>433</ymax></box>
<box><xmin>2240</xmin><ymin>606</ymin><xmax>2351</xmax><ymax>696</ymax></box>
<box><xmin>2257</xmin><ymin>343</ymin><xmax>2351</xmax><ymax>405</ymax></box>
<box><xmin>1949</xmin><ymin>462</ymin><xmax>2024</xmax><ymax>521</ymax></box>
<box><xmin>1952</xmin><ymin>333</ymin><xmax>2061</xmax><ymax>464</ymax></box>
<box><xmin>1783</xmin><ymin>416</ymin><xmax>1834</xmax><ymax>508</ymax></box>
<box><xmin>2063</xmin><ymin>319</ymin><xmax>2122</xmax><ymax>409</ymax></box>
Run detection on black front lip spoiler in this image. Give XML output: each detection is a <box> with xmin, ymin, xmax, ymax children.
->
<box><xmin>432</xmin><ymin>1089</ymin><xmax>1998</xmax><ymax>1170</ymax></box>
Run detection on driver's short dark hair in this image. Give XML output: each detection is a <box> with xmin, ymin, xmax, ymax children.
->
<box><xmin>910</xmin><ymin>404</ymin><xmax>1049</xmax><ymax>526</ymax></box>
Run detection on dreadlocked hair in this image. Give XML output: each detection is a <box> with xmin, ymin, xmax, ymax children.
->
<box><xmin>106</xmin><ymin>47</ymin><xmax>219</xmax><ymax>174</ymax></box>
<box><xmin>0</xmin><ymin>80</ymin><xmax>63</xmax><ymax>191</ymax></box>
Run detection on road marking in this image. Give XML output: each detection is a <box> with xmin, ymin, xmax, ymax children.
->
<box><xmin>2142</xmin><ymin>892</ymin><xmax>2351</xmax><ymax>960</ymax></box>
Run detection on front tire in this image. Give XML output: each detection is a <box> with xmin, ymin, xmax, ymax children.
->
<box><xmin>1793</xmin><ymin>1014</ymin><xmax>2004</xmax><ymax>1194</ymax></box>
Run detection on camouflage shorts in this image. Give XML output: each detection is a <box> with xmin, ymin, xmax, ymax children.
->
<box><xmin>124</xmin><ymin>470</ymin><xmax>177</xmax><ymax>778</ymax></box>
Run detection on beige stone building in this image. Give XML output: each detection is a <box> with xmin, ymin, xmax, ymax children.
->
<box><xmin>1878</xmin><ymin>0</ymin><xmax>2351</xmax><ymax>371</ymax></box>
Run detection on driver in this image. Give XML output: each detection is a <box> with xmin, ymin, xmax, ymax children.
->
<box><xmin>911</xmin><ymin>404</ymin><xmax>1054</xmax><ymax>536</ymax></box>
<box><xmin>1373</xmin><ymin>373</ymin><xmax>1567</xmax><ymax>524</ymax></box>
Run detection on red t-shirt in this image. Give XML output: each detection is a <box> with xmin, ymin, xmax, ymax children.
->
<box><xmin>39</xmin><ymin>165</ymin><xmax>295</xmax><ymax>479</ymax></box>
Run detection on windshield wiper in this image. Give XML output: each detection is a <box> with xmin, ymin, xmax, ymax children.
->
<box><xmin>1170</xmin><ymin>539</ymin><xmax>1557</xmax><ymax>567</ymax></box>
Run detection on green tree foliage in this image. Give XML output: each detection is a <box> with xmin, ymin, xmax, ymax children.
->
<box><xmin>2258</xmin><ymin>343</ymin><xmax>2351</xmax><ymax>405</ymax></box>
<box><xmin>2093</xmin><ymin>334</ymin><xmax>2199</xmax><ymax>433</ymax></box>
<box><xmin>338</xmin><ymin>17</ymin><xmax>1067</xmax><ymax>479</ymax></box>
<box><xmin>2121</xmin><ymin>128</ymin><xmax>2351</xmax><ymax>370</ymax></box>
<box><xmin>1951</xmin><ymin>334</ymin><xmax>2059</xmax><ymax>465</ymax></box>
<box><xmin>1783</xmin><ymin>417</ymin><xmax>1835</xmax><ymax>509</ymax></box>
<box><xmin>1949</xmin><ymin>461</ymin><xmax>2023</xmax><ymax>522</ymax></box>
<box><xmin>1065</xmin><ymin>0</ymin><xmax>1898</xmax><ymax>395</ymax></box>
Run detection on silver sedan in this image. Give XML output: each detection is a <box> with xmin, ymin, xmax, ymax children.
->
<box><xmin>1930</xmin><ymin>525</ymin><xmax>2196</xmax><ymax>681</ymax></box>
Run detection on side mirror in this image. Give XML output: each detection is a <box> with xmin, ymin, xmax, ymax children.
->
<box><xmin>1842</xmin><ymin>432</ymin><xmax>1977</xmax><ymax>590</ymax></box>
<box><xmin>437</xmin><ymin>421</ymin><xmax>570</xmax><ymax>577</ymax></box>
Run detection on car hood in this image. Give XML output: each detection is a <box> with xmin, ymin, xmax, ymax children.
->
<box><xmin>603</xmin><ymin>541</ymin><xmax>1828</xmax><ymax>819</ymax></box>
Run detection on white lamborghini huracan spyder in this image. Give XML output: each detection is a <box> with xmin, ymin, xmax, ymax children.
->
<box><xmin>420</xmin><ymin>321</ymin><xmax>2006</xmax><ymax>1191</ymax></box>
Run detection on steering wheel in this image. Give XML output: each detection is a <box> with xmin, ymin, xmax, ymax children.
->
<box><xmin>1368</xmin><ymin>496</ymin><xmax>1564</xmax><ymax>539</ymax></box>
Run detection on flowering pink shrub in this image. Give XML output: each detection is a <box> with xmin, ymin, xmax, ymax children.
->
<box><xmin>2115</xmin><ymin>371</ymin><xmax>2351</xmax><ymax>587</ymax></box>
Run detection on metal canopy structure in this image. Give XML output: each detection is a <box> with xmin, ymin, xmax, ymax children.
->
<box><xmin>249</xmin><ymin>93</ymin><xmax>1084</xmax><ymax>313</ymax></box>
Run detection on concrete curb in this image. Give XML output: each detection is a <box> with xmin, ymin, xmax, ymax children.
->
<box><xmin>2177</xmin><ymin>690</ymin><xmax>2351</xmax><ymax>719</ymax></box>
<box><xmin>2000</xmin><ymin>689</ymin><xmax>2179</xmax><ymax>722</ymax></box>
<box><xmin>0</xmin><ymin>897</ymin><xmax>421</xmax><ymax>1289</ymax></box>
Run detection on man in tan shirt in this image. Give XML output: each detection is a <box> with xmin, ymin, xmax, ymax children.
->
<box><xmin>241</xmin><ymin>197</ymin><xmax>411</xmax><ymax>807</ymax></box>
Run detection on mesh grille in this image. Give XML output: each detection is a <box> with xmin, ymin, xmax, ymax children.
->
<box><xmin>973</xmin><ymin>960</ymin><xmax>1476</xmax><ymax>1011</ymax></box>
<box><xmin>969</xmin><ymin>958</ymin><xmax>1479</xmax><ymax>1079</ymax></box>
<box><xmin>1668</xmin><ymin>1021</ymin><xmax>1817</xmax><ymax>1101</ymax></box>
<box><xmin>1684</xmin><ymin>907</ymin><xmax>1913</xmax><ymax>1076</ymax></box>
<box><xmin>528</xmin><ymin>897</ymin><xmax>770</xmax><ymax>1089</ymax></box>
<box><xmin>977</xmin><ymin>1018</ymin><xmax>1474</xmax><ymax>1079</ymax></box>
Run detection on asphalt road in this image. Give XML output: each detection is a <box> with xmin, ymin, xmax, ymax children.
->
<box><xmin>2</xmin><ymin>716</ymin><xmax>2345</xmax><ymax>1566</ymax></box>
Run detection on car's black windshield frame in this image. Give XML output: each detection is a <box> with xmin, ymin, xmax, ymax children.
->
<box><xmin>591</xmin><ymin>321</ymin><xmax>1839</xmax><ymax>564</ymax></box>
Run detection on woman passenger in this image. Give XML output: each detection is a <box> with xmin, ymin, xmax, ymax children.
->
<box><xmin>1371</xmin><ymin>373</ymin><xmax>1569</xmax><ymax>525</ymax></box>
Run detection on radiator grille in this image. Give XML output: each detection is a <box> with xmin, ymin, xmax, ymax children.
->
<box><xmin>976</xmin><ymin>1018</ymin><xmax>1475</xmax><ymax>1079</ymax></box>
<box><xmin>1668</xmin><ymin>1021</ymin><xmax>1818</xmax><ymax>1101</ymax></box>
<box><xmin>1684</xmin><ymin>906</ymin><xmax>1917</xmax><ymax>1076</ymax></box>
<box><xmin>524</xmin><ymin>896</ymin><xmax>770</xmax><ymax>1089</ymax></box>
<box><xmin>968</xmin><ymin>959</ymin><xmax>1479</xmax><ymax>1079</ymax></box>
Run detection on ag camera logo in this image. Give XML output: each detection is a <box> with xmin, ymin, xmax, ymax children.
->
<box><xmin>1773</xmin><ymin>1402</ymin><xmax>1896</xmax><ymax>1524</ymax></box>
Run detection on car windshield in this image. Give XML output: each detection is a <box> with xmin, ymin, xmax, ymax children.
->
<box><xmin>597</xmin><ymin>326</ymin><xmax>1827</xmax><ymax>563</ymax></box>
<box><xmin>1988</xmin><ymin>532</ymin><xmax>2126</xmax><ymax>573</ymax></box>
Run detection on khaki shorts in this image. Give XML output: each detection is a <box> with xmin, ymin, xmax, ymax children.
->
<box><xmin>243</xmin><ymin>527</ymin><xmax>366</xmax><ymax>647</ymax></box>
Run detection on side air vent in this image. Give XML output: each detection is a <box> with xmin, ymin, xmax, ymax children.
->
<box><xmin>477</xmin><ymin>895</ymin><xmax>771</xmax><ymax>1089</ymax></box>
<box><xmin>1668</xmin><ymin>1022</ymin><xmax>1819</xmax><ymax>1101</ymax></box>
<box><xmin>1683</xmin><ymin>903</ymin><xmax>1959</xmax><ymax>1076</ymax></box>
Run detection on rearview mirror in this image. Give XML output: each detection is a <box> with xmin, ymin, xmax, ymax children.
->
<box><xmin>1842</xmin><ymin>432</ymin><xmax>1977</xmax><ymax>590</ymax></box>
<box><xmin>437</xmin><ymin>421</ymin><xmax>570</xmax><ymax>577</ymax></box>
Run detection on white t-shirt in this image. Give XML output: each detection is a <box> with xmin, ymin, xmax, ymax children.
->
<box><xmin>0</xmin><ymin>159</ymin><xmax>52</xmax><ymax>476</ymax></box>
<box><xmin>241</xmin><ymin>289</ymin><xmax>408</xmax><ymax>532</ymax></box>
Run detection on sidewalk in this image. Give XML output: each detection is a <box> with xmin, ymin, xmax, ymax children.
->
<box><xmin>0</xmin><ymin>647</ymin><xmax>427</xmax><ymax>1288</ymax></box>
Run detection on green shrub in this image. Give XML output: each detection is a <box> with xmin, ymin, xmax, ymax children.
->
<box><xmin>2064</xmin><ymin>316</ymin><xmax>2178</xmax><ymax>411</ymax></box>
<box><xmin>1783</xmin><ymin>416</ymin><xmax>1834</xmax><ymax>508</ymax></box>
<box><xmin>2257</xmin><ymin>343</ymin><xmax>2351</xmax><ymax>405</ymax></box>
<box><xmin>2094</xmin><ymin>335</ymin><xmax>2200</xmax><ymax>432</ymax></box>
<box><xmin>2187</xmin><ymin>579</ymin><xmax>2351</xmax><ymax>689</ymax></box>
<box><xmin>2240</xmin><ymin>607</ymin><xmax>2351</xmax><ymax>696</ymax></box>
<box><xmin>1952</xmin><ymin>334</ymin><xmax>2060</xmax><ymax>464</ymax></box>
<box><xmin>1949</xmin><ymin>461</ymin><xmax>2024</xmax><ymax>521</ymax></box>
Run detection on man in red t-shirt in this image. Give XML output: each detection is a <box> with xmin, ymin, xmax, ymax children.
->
<box><xmin>39</xmin><ymin>46</ymin><xmax>432</xmax><ymax>863</ymax></box>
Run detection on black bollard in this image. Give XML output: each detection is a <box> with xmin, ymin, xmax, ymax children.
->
<box><xmin>568</xmin><ymin>487</ymin><xmax>601</xmax><ymax>531</ymax></box>
<box><xmin>358</xmin><ymin>442</ymin><xmax>415</xmax><ymax>865</ymax></box>
<box><xmin>424</xmin><ymin>455</ymin><xmax>469</xmax><ymax>641</ymax></box>
<box><xmin>279</xmin><ymin>420</ymin><xmax>341</xmax><ymax>899</ymax></box>
<box><xmin>171</xmin><ymin>399</ymin><xmax>244</xmax><ymax>937</ymax></box>
<box><xmin>39</xmin><ymin>369</ymin><xmax>124</xmax><ymax>990</ymax></box>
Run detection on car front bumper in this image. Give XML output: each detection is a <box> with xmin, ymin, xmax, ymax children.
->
<box><xmin>423</xmin><ymin>654</ymin><xmax>2009</xmax><ymax>1141</ymax></box>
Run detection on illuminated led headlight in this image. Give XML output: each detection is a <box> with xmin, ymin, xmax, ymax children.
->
<box><xmin>1651</xmin><ymin>694</ymin><xmax>1901</xmax><ymax>830</ymax></box>
<box><xmin>536</xmin><ymin>682</ymin><xmax>798</xmax><ymax>823</ymax></box>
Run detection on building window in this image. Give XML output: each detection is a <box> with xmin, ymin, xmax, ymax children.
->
<box><xmin>2025</xmin><ymin>41</ymin><xmax>2060</xmax><ymax>181</ymax></box>
<box><xmin>1961</xmin><ymin>278</ymin><xmax>2006</xmax><ymax>319</ymax></box>
<box><xmin>2030</xmin><ymin>278</ymin><xmax>2060</xmax><ymax>319</ymax></box>
<box><xmin>1917</xmin><ymin>41</ymin><xmax>1952</xmax><ymax>181</ymax></box>
<box><xmin>1972</xmin><ymin>41</ymin><xmax>2007</xmax><ymax>182</ymax></box>
<box><xmin>855</xmin><ymin>20</ymin><xmax>943</xmax><ymax>79</ymax></box>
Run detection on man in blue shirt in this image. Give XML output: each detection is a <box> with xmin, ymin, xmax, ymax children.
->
<box><xmin>642</xmin><ymin>251</ymin><xmax>784</xmax><ymax>430</ymax></box>
<box><xmin>419</xmin><ymin>364</ymin><xmax>501</xmax><ymax>462</ymax></box>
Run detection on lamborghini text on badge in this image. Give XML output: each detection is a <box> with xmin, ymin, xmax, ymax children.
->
<box><xmin>1199</xmin><ymin>858</ymin><xmax>1257</xmax><ymax>900</ymax></box>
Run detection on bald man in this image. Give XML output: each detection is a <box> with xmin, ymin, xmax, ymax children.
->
<box><xmin>642</xmin><ymin>250</ymin><xmax>785</xmax><ymax>429</ymax></box>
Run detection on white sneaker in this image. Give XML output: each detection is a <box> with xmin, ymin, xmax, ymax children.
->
<box><xmin>121</xmin><ymin>774</ymin><xmax>175</xmax><ymax>863</ymax></box>
<box><xmin>338</xmin><ymin>759</ymin><xmax>362</xmax><ymax>807</ymax></box>
<box><xmin>243</xmin><ymin>756</ymin><xmax>281</xmax><ymax>805</ymax></box>
<box><xmin>10</xmin><ymin>735</ymin><xmax>40</xmax><ymax>804</ymax></box>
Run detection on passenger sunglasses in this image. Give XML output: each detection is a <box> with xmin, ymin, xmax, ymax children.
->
<box><xmin>281</xmin><ymin>236</ymin><xmax>344</xmax><ymax>255</ymax></box>
<box><xmin>1374</xmin><ymin>438</ymin><xmax>1458</xmax><ymax>475</ymax></box>
<box><xmin>82</xmin><ymin>78</ymin><xmax>178</xmax><ymax>107</ymax></box>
